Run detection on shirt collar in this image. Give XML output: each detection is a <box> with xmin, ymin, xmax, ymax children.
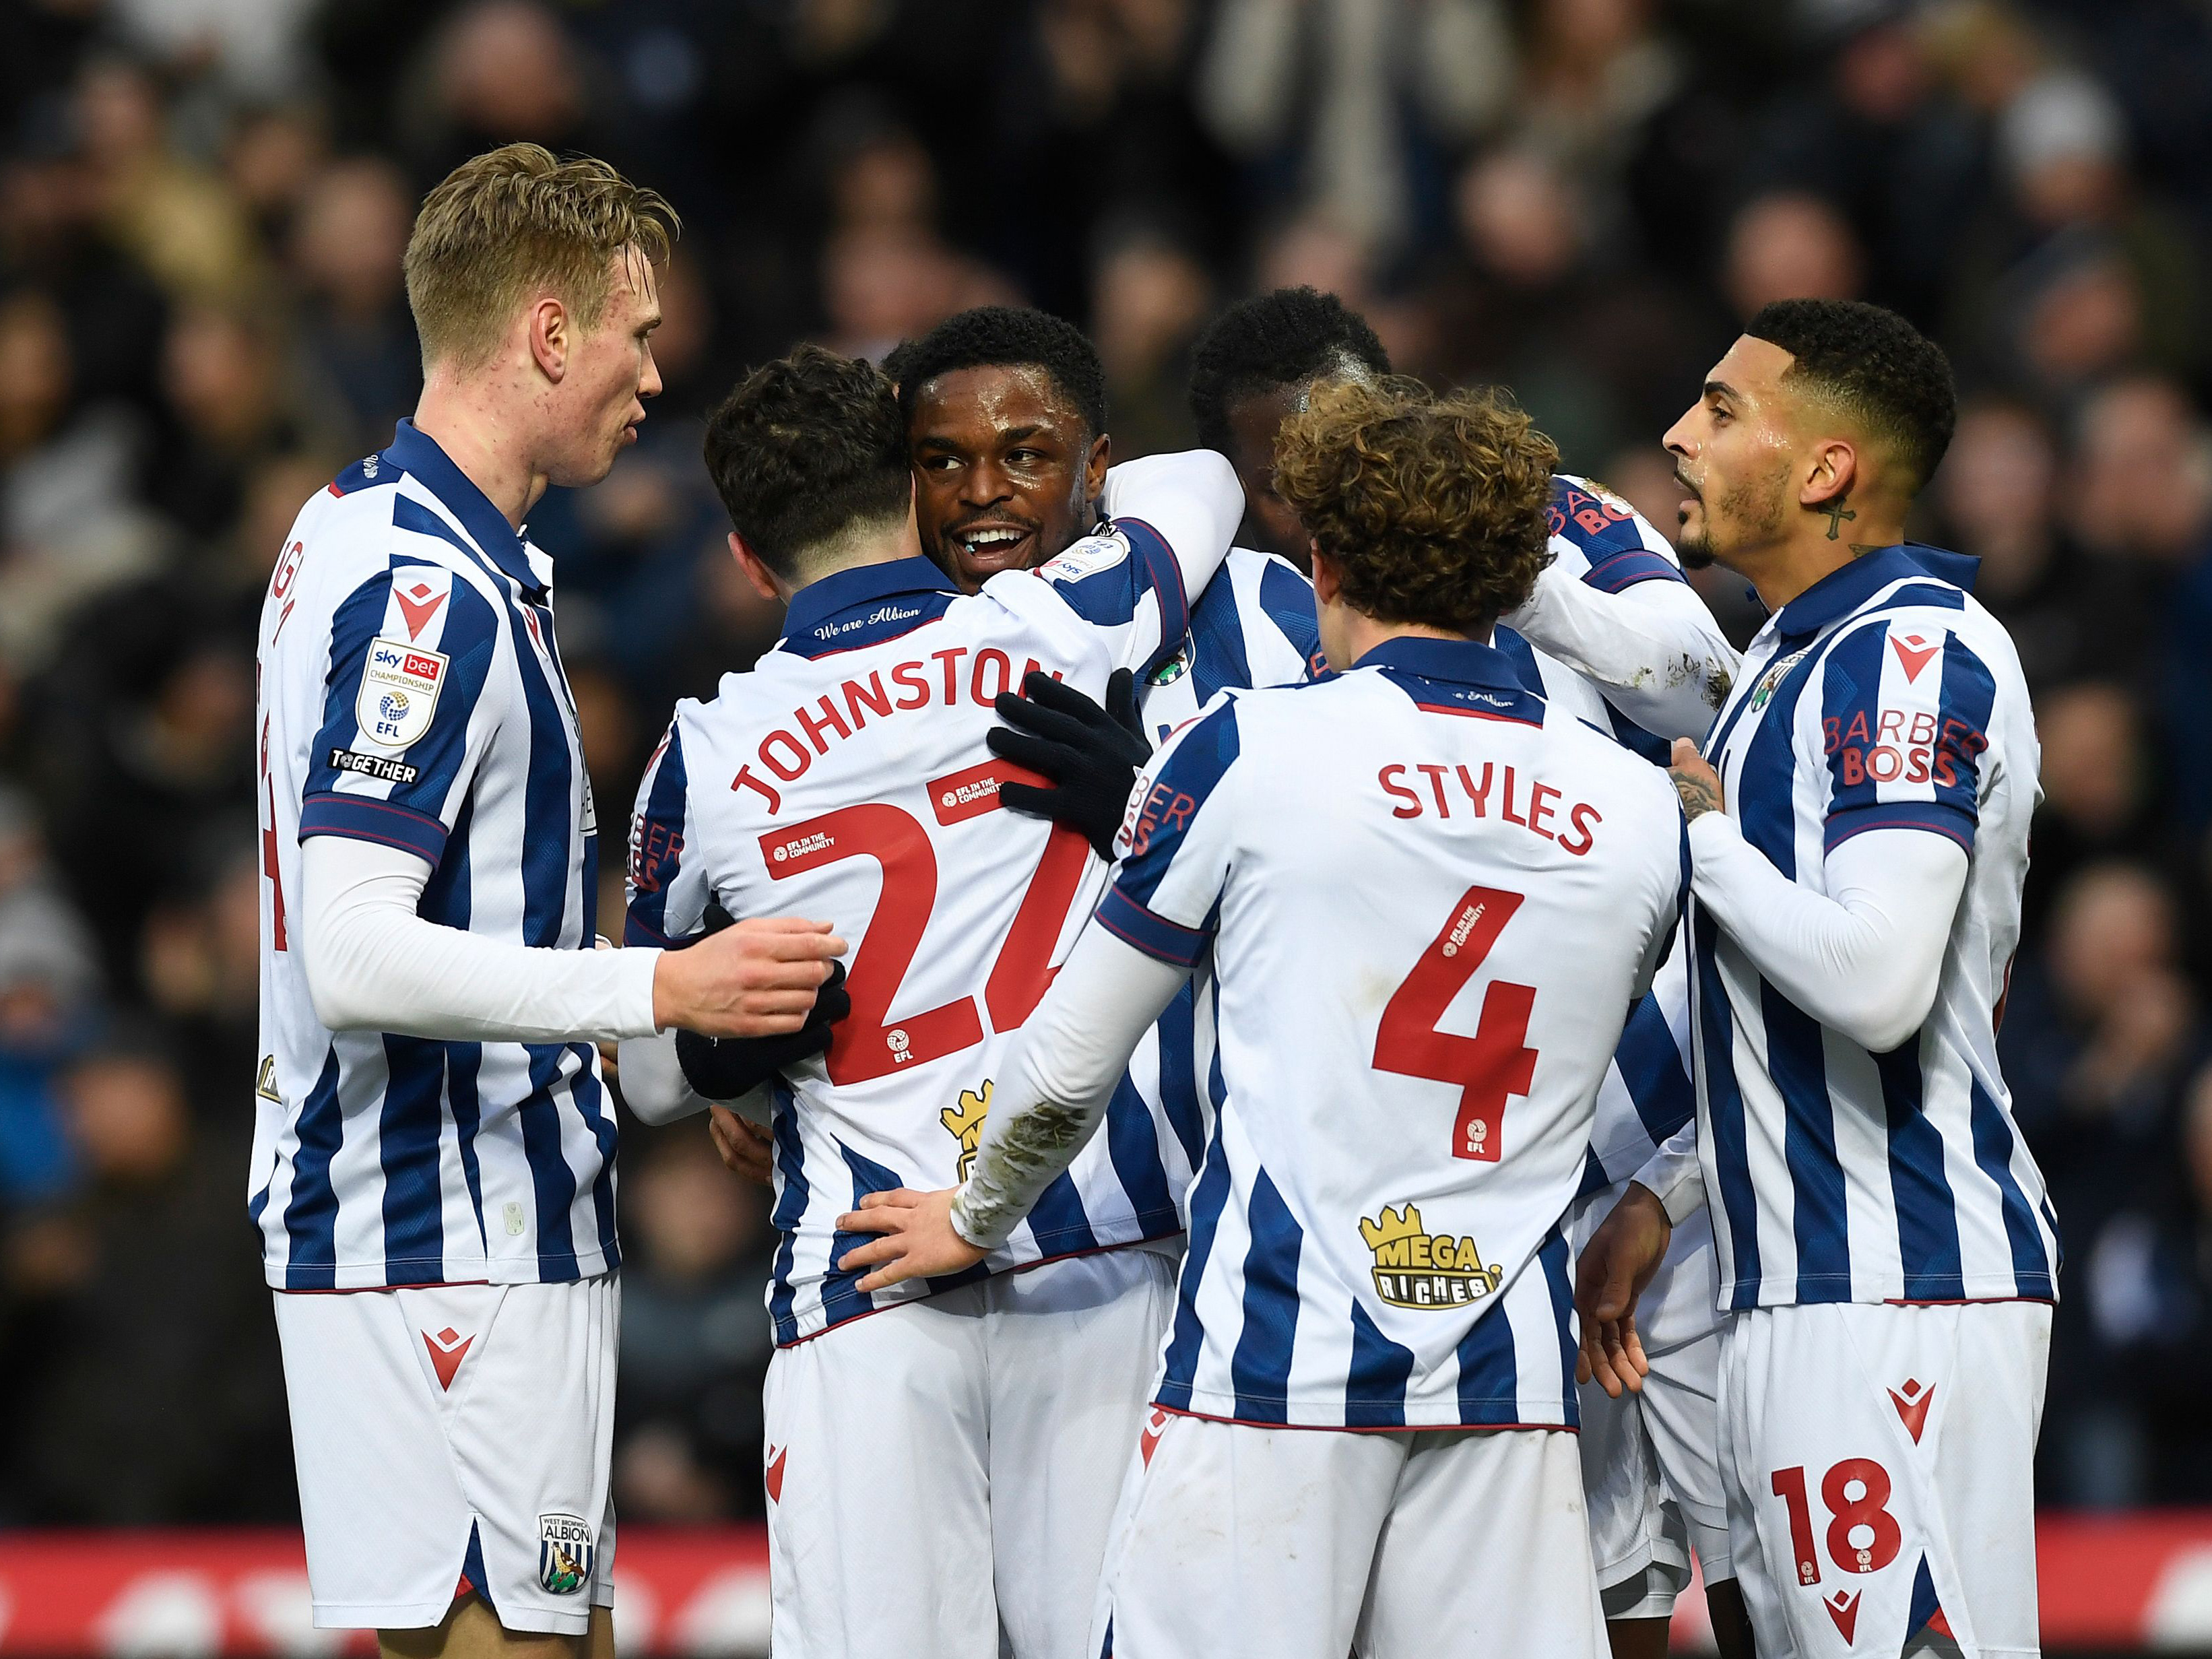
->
<box><xmin>1356</xmin><ymin>634</ymin><xmax>1534</xmax><ymax>693</ymax></box>
<box><xmin>1771</xmin><ymin>542</ymin><xmax>1980</xmax><ymax>641</ymax></box>
<box><xmin>384</xmin><ymin>419</ymin><xmax>543</xmax><ymax>593</ymax></box>
<box><xmin>781</xmin><ymin>556</ymin><xmax>962</xmax><ymax>645</ymax></box>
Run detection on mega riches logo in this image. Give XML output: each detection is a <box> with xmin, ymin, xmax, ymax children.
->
<box><xmin>1359</xmin><ymin>1203</ymin><xmax>1502</xmax><ymax>1309</ymax></box>
<box><xmin>940</xmin><ymin>1082</ymin><xmax>991</xmax><ymax>1179</ymax></box>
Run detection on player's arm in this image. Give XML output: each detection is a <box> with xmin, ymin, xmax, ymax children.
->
<box><xmin>1670</xmin><ymin>616</ymin><xmax>1990</xmax><ymax>1051</ymax></box>
<box><xmin>1677</xmin><ymin>804</ymin><xmax>1965</xmax><ymax>1052</ymax></box>
<box><xmin>299</xmin><ymin>615</ymin><xmax>844</xmax><ymax>1049</ymax></box>
<box><xmin>1578</xmin><ymin>1117</ymin><xmax>1701</xmax><ymax>1399</ymax></box>
<box><xmin>1502</xmin><ymin>488</ymin><xmax>1736</xmax><ymax>741</ymax></box>
<box><xmin>300</xmin><ymin>838</ymin><xmax>842</xmax><ymax>1043</ymax></box>
<box><xmin>853</xmin><ymin>922</ymin><xmax>1190</xmax><ymax>1277</ymax></box>
<box><xmin>1098</xmin><ymin>447</ymin><xmax>1245</xmax><ymax>608</ymax></box>
<box><xmin>839</xmin><ymin>701</ymin><xmax>1244</xmax><ymax>1286</ymax></box>
<box><xmin>1033</xmin><ymin>449</ymin><xmax>1243</xmax><ymax>682</ymax></box>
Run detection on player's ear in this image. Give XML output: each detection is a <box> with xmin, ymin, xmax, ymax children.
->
<box><xmin>529</xmin><ymin>296</ymin><xmax>568</xmax><ymax>383</ymax></box>
<box><xmin>1309</xmin><ymin>547</ymin><xmax>1342</xmax><ymax>606</ymax></box>
<box><xmin>729</xmin><ymin>531</ymin><xmax>785</xmax><ymax>603</ymax></box>
<box><xmin>1800</xmin><ymin>436</ymin><xmax>1857</xmax><ymax>509</ymax></box>
<box><xmin>1082</xmin><ymin>431</ymin><xmax>1111</xmax><ymax>507</ymax></box>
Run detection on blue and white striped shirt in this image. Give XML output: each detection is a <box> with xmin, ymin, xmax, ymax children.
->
<box><xmin>251</xmin><ymin>420</ymin><xmax>618</xmax><ymax>1290</ymax></box>
<box><xmin>1123</xmin><ymin>476</ymin><xmax>1705</xmax><ymax>1229</ymax></box>
<box><xmin>1101</xmin><ymin>638</ymin><xmax>1687</xmax><ymax>1429</ymax></box>
<box><xmin>1689</xmin><ymin>543</ymin><xmax>2058</xmax><ymax>1308</ymax></box>
<box><xmin>628</xmin><ymin>501</ymin><xmax>1225</xmax><ymax>1345</ymax></box>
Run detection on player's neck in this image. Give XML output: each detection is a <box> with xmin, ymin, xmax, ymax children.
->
<box><xmin>1740</xmin><ymin>511</ymin><xmax>1910</xmax><ymax>614</ymax></box>
<box><xmin>413</xmin><ymin>375</ymin><xmax>551</xmax><ymax>533</ymax></box>
<box><xmin>781</xmin><ymin>519</ymin><xmax>925</xmax><ymax>603</ymax></box>
<box><xmin>1339</xmin><ymin>613</ymin><xmax>1480</xmax><ymax>670</ymax></box>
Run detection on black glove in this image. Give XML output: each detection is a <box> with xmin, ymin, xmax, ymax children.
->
<box><xmin>674</xmin><ymin>903</ymin><xmax>852</xmax><ymax>1100</ymax></box>
<box><xmin>987</xmin><ymin>668</ymin><xmax>1148</xmax><ymax>859</ymax></box>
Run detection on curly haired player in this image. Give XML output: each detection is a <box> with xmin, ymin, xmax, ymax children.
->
<box><xmin>845</xmin><ymin>379</ymin><xmax>1687</xmax><ymax>1659</ymax></box>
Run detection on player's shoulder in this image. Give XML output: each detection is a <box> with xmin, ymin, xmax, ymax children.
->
<box><xmin>1828</xmin><ymin>562</ymin><xmax>2026</xmax><ymax>692</ymax></box>
<box><xmin>1549</xmin><ymin>698</ymin><xmax>1673</xmax><ymax>786</ymax></box>
<box><xmin>1547</xmin><ymin>473</ymin><xmax>1679</xmax><ymax>575</ymax></box>
<box><xmin>302</xmin><ymin>461</ymin><xmax>502</xmax><ymax>597</ymax></box>
<box><xmin>1031</xmin><ymin>522</ymin><xmax>1140</xmax><ymax>589</ymax></box>
<box><xmin>1188</xmin><ymin>546</ymin><xmax>1322</xmax><ymax>678</ymax></box>
<box><xmin>681</xmin><ymin>657</ymin><xmax>799</xmax><ymax>748</ymax></box>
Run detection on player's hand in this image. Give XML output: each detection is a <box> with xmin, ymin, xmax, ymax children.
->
<box><xmin>678</xmin><ymin>961</ymin><xmax>851</xmax><ymax>1099</ymax></box>
<box><xmin>652</xmin><ymin>916</ymin><xmax>846</xmax><ymax>1038</ymax></box>
<box><xmin>987</xmin><ymin>669</ymin><xmax>1149</xmax><ymax>859</ymax></box>
<box><xmin>1668</xmin><ymin>738</ymin><xmax>1725</xmax><ymax>823</ymax></box>
<box><xmin>835</xmin><ymin>1187</ymin><xmax>987</xmax><ymax>1291</ymax></box>
<box><xmin>708</xmin><ymin>1104</ymin><xmax>774</xmax><ymax>1185</ymax></box>
<box><xmin>1575</xmin><ymin>1181</ymin><xmax>1672</xmax><ymax>1398</ymax></box>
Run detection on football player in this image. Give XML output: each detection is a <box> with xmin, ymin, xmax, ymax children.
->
<box><xmin>841</xmin><ymin>377</ymin><xmax>1688</xmax><ymax>1659</ymax></box>
<box><xmin>254</xmin><ymin>146</ymin><xmax>838</xmax><ymax>1659</ymax></box>
<box><xmin>616</xmin><ymin>346</ymin><xmax>1244</xmax><ymax>1658</ymax></box>
<box><xmin>1012</xmin><ymin>286</ymin><xmax>1752</xmax><ymax>1656</ymax></box>
<box><xmin>1580</xmin><ymin>300</ymin><xmax>2057</xmax><ymax>1659</ymax></box>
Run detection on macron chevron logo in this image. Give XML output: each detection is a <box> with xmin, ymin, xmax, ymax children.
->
<box><xmin>1823</xmin><ymin>1590</ymin><xmax>1860</xmax><ymax>1642</ymax></box>
<box><xmin>1890</xmin><ymin>1377</ymin><xmax>1934</xmax><ymax>1443</ymax></box>
<box><xmin>423</xmin><ymin>1326</ymin><xmax>474</xmax><ymax>1391</ymax></box>
<box><xmin>395</xmin><ymin>581</ymin><xmax>447</xmax><ymax>641</ymax></box>
<box><xmin>1889</xmin><ymin>632</ymin><xmax>1939</xmax><ymax>682</ymax></box>
<box><xmin>1140</xmin><ymin>1408</ymin><xmax>1169</xmax><ymax>1468</ymax></box>
<box><xmin>765</xmin><ymin>1445</ymin><xmax>787</xmax><ymax>1504</ymax></box>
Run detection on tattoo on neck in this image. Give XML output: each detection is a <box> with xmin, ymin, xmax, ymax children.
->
<box><xmin>1848</xmin><ymin>542</ymin><xmax>1882</xmax><ymax>558</ymax></box>
<box><xmin>1821</xmin><ymin>500</ymin><xmax>1857</xmax><ymax>540</ymax></box>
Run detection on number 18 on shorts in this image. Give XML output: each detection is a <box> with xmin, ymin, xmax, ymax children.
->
<box><xmin>1717</xmin><ymin>1300</ymin><xmax>2050</xmax><ymax>1657</ymax></box>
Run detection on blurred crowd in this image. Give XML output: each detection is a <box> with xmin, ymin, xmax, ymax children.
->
<box><xmin>0</xmin><ymin>0</ymin><xmax>2209</xmax><ymax>1525</ymax></box>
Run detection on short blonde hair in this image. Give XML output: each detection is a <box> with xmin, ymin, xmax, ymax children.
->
<box><xmin>402</xmin><ymin>143</ymin><xmax>678</xmax><ymax>369</ymax></box>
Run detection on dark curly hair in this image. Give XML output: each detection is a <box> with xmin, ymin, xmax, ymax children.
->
<box><xmin>1274</xmin><ymin>379</ymin><xmax>1558</xmax><ymax>633</ymax></box>
<box><xmin>1188</xmin><ymin>287</ymin><xmax>1392</xmax><ymax>452</ymax></box>
<box><xmin>883</xmin><ymin>306</ymin><xmax>1108</xmax><ymax>441</ymax></box>
<box><xmin>703</xmin><ymin>345</ymin><xmax>910</xmax><ymax>579</ymax></box>
<box><xmin>1746</xmin><ymin>298</ymin><xmax>1957</xmax><ymax>493</ymax></box>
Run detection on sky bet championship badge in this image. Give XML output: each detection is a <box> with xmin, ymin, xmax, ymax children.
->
<box><xmin>356</xmin><ymin>637</ymin><xmax>448</xmax><ymax>749</ymax></box>
<box><xmin>538</xmin><ymin>1513</ymin><xmax>594</xmax><ymax>1595</ymax></box>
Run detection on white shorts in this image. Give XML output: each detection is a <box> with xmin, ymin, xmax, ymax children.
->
<box><xmin>1095</xmin><ymin>1414</ymin><xmax>1606</xmax><ymax>1659</ymax></box>
<box><xmin>1718</xmin><ymin>1300</ymin><xmax>2050</xmax><ymax>1658</ymax></box>
<box><xmin>1581</xmin><ymin>1324</ymin><xmax>1732</xmax><ymax>1617</ymax></box>
<box><xmin>762</xmin><ymin>1243</ymin><xmax>1177</xmax><ymax>1659</ymax></box>
<box><xmin>1579</xmin><ymin>1208</ymin><xmax>1730</xmax><ymax>1619</ymax></box>
<box><xmin>273</xmin><ymin>1274</ymin><xmax>618</xmax><ymax>1635</ymax></box>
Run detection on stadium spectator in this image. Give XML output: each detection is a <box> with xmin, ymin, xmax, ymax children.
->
<box><xmin>3</xmin><ymin>1031</ymin><xmax>292</xmax><ymax>1523</ymax></box>
<box><xmin>614</xmin><ymin>1129</ymin><xmax>780</xmax><ymax>1523</ymax></box>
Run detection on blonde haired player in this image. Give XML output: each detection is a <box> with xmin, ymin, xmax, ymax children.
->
<box><xmin>848</xmin><ymin>379</ymin><xmax>1689</xmax><ymax>1658</ymax></box>
<box><xmin>253</xmin><ymin>145</ymin><xmax>842</xmax><ymax>1659</ymax></box>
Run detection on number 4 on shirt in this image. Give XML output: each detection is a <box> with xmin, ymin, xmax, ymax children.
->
<box><xmin>1372</xmin><ymin>885</ymin><xmax>1538</xmax><ymax>1162</ymax></box>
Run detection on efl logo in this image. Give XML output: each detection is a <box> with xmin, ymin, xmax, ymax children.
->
<box><xmin>356</xmin><ymin>638</ymin><xmax>449</xmax><ymax>750</ymax></box>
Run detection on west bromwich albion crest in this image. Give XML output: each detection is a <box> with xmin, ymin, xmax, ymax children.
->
<box><xmin>538</xmin><ymin>1512</ymin><xmax>594</xmax><ymax>1594</ymax></box>
<box><xmin>356</xmin><ymin>637</ymin><xmax>449</xmax><ymax>749</ymax></box>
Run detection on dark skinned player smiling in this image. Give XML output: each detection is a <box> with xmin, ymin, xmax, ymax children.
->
<box><xmin>888</xmin><ymin>306</ymin><xmax>1114</xmax><ymax>593</ymax></box>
